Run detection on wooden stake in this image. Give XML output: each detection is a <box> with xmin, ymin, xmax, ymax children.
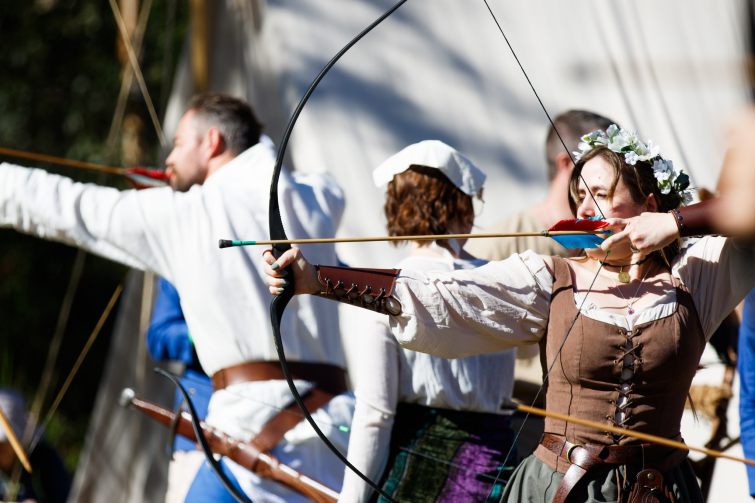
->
<box><xmin>0</xmin><ymin>406</ymin><xmax>32</xmax><ymax>473</ymax></box>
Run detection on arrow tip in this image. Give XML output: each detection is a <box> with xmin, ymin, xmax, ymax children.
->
<box><xmin>219</xmin><ymin>239</ymin><xmax>234</xmax><ymax>249</ymax></box>
<box><xmin>500</xmin><ymin>398</ymin><xmax>519</xmax><ymax>411</ymax></box>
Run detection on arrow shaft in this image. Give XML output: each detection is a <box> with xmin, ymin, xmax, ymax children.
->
<box><xmin>0</xmin><ymin>146</ymin><xmax>123</xmax><ymax>175</ymax></box>
<box><xmin>516</xmin><ymin>404</ymin><xmax>755</xmax><ymax>466</ymax></box>
<box><xmin>225</xmin><ymin>230</ymin><xmax>603</xmax><ymax>247</ymax></box>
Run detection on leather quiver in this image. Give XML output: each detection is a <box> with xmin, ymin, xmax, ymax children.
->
<box><xmin>314</xmin><ymin>265</ymin><xmax>402</xmax><ymax>315</ymax></box>
<box><xmin>668</xmin><ymin>198</ymin><xmax>721</xmax><ymax>238</ymax></box>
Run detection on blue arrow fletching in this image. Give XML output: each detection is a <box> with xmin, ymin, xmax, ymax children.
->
<box><xmin>548</xmin><ymin>217</ymin><xmax>609</xmax><ymax>249</ymax></box>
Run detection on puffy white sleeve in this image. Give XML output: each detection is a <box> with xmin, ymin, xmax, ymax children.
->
<box><xmin>0</xmin><ymin>162</ymin><xmax>188</xmax><ymax>282</ymax></box>
<box><xmin>389</xmin><ymin>250</ymin><xmax>553</xmax><ymax>359</ymax></box>
<box><xmin>673</xmin><ymin>236</ymin><xmax>755</xmax><ymax>340</ymax></box>
<box><xmin>339</xmin><ymin>313</ymin><xmax>399</xmax><ymax>503</ymax></box>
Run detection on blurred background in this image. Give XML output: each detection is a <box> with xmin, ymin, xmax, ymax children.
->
<box><xmin>0</xmin><ymin>0</ymin><xmax>753</xmax><ymax>501</ymax></box>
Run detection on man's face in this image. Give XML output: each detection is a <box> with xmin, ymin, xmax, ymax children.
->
<box><xmin>165</xmin><ymin>110</ymin><xmax>209</xmax><ymax>192</ymax></box>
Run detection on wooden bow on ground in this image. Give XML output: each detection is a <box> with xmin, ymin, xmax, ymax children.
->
<box><xmin>119</xmin><ymin>388</ymin><xmax>338</xmax><ymax>503</ymax></box>
<box><xmin>500</xmin><ymin>399</ymin><xmax>755</xmax><ymax>467</ymax></box>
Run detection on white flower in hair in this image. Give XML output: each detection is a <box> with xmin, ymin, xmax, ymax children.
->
<box><xmin>574</xmin><ymin>124</ymin><xmax>692</xmax><ymax>208</ymax></box>
<box><xmin>574</xmin><ymin>130</ymin><xmax>609</xmax><ymax>160</ymax></box>
<box><xmin>653</xmin><ymin>159</ymin><xmax>676</xmax><ymax>194</ymax></box>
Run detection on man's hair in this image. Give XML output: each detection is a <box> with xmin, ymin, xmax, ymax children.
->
<box><xmin>186</xmin><ymin>93</ymin><xmax>264</xmax><ymax>155</ymax></box>
<box><xmin>544</xmin><ymin>110</ymin><xmax>614</xmax><ymax>181</ymax></box>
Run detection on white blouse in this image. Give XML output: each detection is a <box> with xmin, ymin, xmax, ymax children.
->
<box><xmin>340</xmin><ymin>248</ymin><xmax>517</xmax><ymax>503</ymax></box>
<box><xmin>390</xmin><ymin>237</ymin><xmax>755</xmax><ymax>358</ymax></box>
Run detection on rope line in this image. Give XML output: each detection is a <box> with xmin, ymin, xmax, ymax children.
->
<box><xmin>28</xmin><ymin>280</ymin><xmax>125</xmax><ymax>455</ymax></box>
<box><xmin>107</xmin><ymin>0</ymin><xmax>167</xmax><ymax>147</ymax></box>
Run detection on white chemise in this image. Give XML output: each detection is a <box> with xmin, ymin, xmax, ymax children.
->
<box><xmin>339</xmin><ymin>247</ymin><xmax>517</xmax><ymax>502</ymax></box>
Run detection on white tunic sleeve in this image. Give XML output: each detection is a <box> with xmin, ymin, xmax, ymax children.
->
<box><xmin>339</xmin><ymin>314</ymin><xmax>398</xmax><ymax>503</ymax></box>
<box><xmin>0</xmin><ymin>162</ymin><xmax>176</xmax><ymax>276</ymax></box>
<box><xmin>389</xmin><ymin>250</ymin><xmax>553</xmax><ymax>358</ymax></box>
<box><xmin>673</xmin><ymin>236</ymin><xmax>755</xmax><ymax>340</ymax></box>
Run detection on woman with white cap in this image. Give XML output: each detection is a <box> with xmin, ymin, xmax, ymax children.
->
<box><xmin>338</xmin><ymin>140</ymin><xmax>518</xmax><ymax>502</ymax></box>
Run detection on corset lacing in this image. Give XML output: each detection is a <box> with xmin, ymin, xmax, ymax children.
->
<box><xmin>608</xmin><ymin>327</ymin><xmax>643</xmax><ymax>439</ymax></box>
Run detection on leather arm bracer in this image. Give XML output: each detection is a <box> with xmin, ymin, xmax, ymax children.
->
<box><xmin>314</xmin><ymin>265</ymin><xmax>402</xmax><ymax>315</ymax></box>
<box><xmin>668</xmin><ymin>198</ymin><xmax>722</xmax><ymax>238</ymax></box>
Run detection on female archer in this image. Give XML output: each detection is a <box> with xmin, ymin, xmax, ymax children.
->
<box><xmin>263</xmin><ymin>126</ymin><xmax>755</xmax><ymax>502</ymax></box>
<box><xmin>339</xmin><ymin>140</ymin><xmax>518</xmax><ymax>502</ymax></box>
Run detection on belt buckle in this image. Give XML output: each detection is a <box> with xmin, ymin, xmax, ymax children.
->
<box><xmin>566</xmin><ymin>443</ymin><xmax>585</xmax><ymax>465</ymax></box>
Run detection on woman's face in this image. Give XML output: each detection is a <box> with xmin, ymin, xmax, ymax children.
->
<box><xmin>575</xmin><ymin>156</ymin><xmax>651</xmax><ymax>220</ymax></box>
<box><xmin>576</xmin><ymin>156</ymin><xmax>656</xmax><ymax>260</ymax></box>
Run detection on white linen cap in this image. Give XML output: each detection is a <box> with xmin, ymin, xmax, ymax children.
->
<box><xmin>372</xmin><ymin>140</ymin><xmax>486</xmax><ymax>196</ymax></box>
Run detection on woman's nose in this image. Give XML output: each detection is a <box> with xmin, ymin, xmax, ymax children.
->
<box><xmin>577</xmin><ymin>198</ymin><xmax>596</xmax><ymax>219</ymax></box>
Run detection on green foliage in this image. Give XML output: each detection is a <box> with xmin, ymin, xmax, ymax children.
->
<box><xmin>0</xmin><ymin>0</ymin><xmax>187</xmax><ymax>473</ymax></box>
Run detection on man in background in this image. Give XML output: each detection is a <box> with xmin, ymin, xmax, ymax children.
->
<box><xmin>0</xmin><ymin>93</ymin><xmax>350</xmax><ymax>502</ymax></box>
<box><xmin>469</xmin><ymin>110</ymin><xmax>614</xmax><ymax>260</ymax></box>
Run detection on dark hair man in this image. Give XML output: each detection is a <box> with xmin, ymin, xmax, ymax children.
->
<box><xmin>0</xmin><ymin>93</ymin><xmax>349</xmax><ymax>502</ymax></box>
<box><xmin>469</xmin><ymin>110</ymin><xmax>615</xmax><ymax>261</ymax></box>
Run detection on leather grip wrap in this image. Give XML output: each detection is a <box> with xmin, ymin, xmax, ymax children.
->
<box><xmin>314</xmin><ymin>265</ymin><xmax>402</xmax><ymax>315</ymax></box>
<box><xmin>668</xmin><ymin>198</ymin><xmax>721</xmax><ymax>238</ymax></box>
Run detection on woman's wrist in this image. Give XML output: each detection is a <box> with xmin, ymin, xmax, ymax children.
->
<box><xmin>667</xmin><ymin>199</ymin><xmax>722</xmax><ymax>238</ymax></box>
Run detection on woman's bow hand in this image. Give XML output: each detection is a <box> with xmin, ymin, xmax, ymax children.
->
<box><xmin>600</xmin><ymin>212</ymin><xmax>680</xmax><ymax>254</ymax></box>
<box><xmin>262</xmin><ymin>247</ymin><xmax>322</xmax><ymax>296</ymax></box>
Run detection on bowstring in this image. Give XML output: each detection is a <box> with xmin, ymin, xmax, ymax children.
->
<box><xmin>481</xmin><ymin>0</ymin><xmax>605</xmax><ymax>220</ymax></box>
<box><xmin>480</xmin><ymin>0</ymin><xmax>610</xmax><ymax>493</ymax></box>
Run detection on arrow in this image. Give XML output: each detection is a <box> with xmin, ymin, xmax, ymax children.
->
<box><xmin>0</xmin><ymin>146</ymin><xmax>170</xmax><ymax>189</ymax></box>
<box><xmin>500</xmin><ymin>400</ymin><xmax>755</xmax><ymax>466</ymax></box>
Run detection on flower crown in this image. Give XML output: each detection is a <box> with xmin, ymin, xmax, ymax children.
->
<box><xmin>573</xmin><ymin>124</ymin><xmax>693</xmax><ymax>208</ymax></box>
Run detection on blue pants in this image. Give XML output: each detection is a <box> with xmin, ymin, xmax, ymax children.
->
<box><xmin>184</xmin><ymin>459</ymin><xmax>247</xmax><ymax>503</ymax></box>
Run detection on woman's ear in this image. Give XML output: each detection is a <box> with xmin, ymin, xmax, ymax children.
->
<box><xmin>646</xmin><ymin>193</ymin><xmax>659</xmax><ymax>213</ymax></box>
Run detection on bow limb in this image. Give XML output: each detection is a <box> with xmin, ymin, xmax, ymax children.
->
<box><xmin>267</xmin><ymin>2</ymin><xmax>407</xmax><ymax>502</ymax></box>
<box><xmin>156</xmin><ymin>369</ymin><xmax>252</xmax><ymax>503</ymax></box>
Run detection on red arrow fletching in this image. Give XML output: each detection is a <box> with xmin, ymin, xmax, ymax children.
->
<box><xmin>547</xmin><ymin>218</ymin><xmax>610</xmax><ymax>249</ymax></box>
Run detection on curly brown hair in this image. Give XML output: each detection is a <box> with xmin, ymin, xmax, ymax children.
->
<box><xmin>384</xmin><ymin>165</ymin><xmax>480</xmax><ymax>246</ymax></box>
<box><xmin>568</xmin><ymin>147</ymin><xmax>680</xmax><ymax>265</ymax></box>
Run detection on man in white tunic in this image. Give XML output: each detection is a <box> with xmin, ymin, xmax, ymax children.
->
<box><xmin>0</xmin><ymin>93</ymin><xmax>352</xmax><ymax>502</ymax></box>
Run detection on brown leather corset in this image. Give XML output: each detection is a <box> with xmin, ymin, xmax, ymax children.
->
<box><xmin>534</xmin><ymin>257</ymin><xmax>706</xmax><ymax>474</ymax></box>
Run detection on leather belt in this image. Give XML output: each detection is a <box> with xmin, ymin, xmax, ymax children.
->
<box><xmin>540</xmin><ymin>433</ymin><xmax>676</xmax><ymax>503</ymax></box>
<box><xmin>212</xmin><ymin>361</ymin><xmax>348</xmax><ymax>395</ymax></box>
